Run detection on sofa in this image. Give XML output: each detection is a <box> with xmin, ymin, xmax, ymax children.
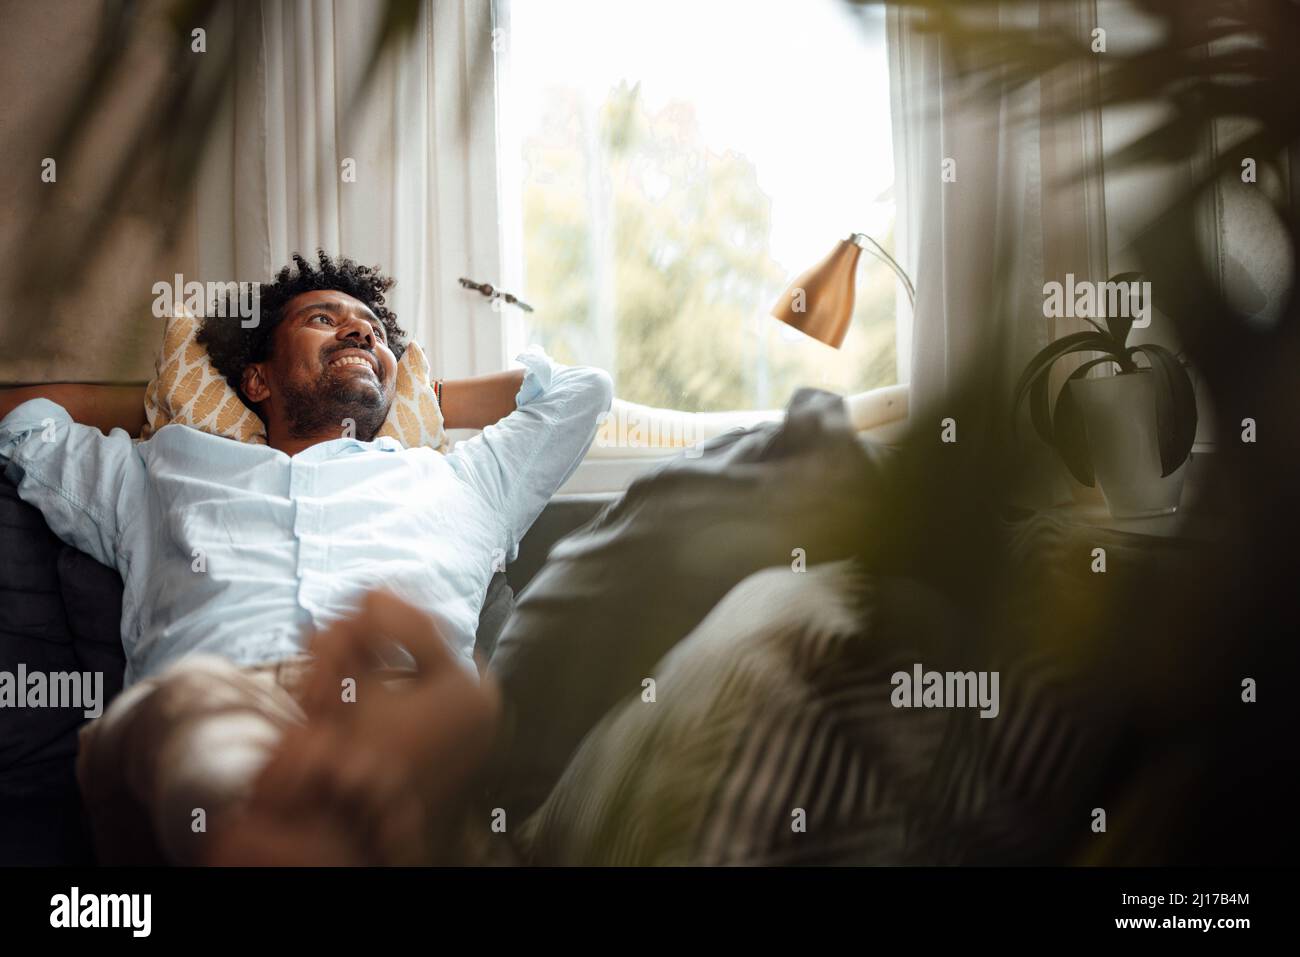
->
<box><xmin>5</xmin><ymin>388</ymin><xmax>954</xmax><ymax>866</ymax></box>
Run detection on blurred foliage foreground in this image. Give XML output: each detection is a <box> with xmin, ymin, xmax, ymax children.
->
<box><xmin>5</xmin><ymin>0</ymin><xmax>1297</xmax><ymax>862</ymax></box>
<box><xmin>827</xmin><ymin>0</ymin><xmax>1300</xmax><ymax>864</ymax></box>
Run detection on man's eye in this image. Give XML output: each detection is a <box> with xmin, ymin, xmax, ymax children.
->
<box><xmin>312</xmin><ymin>314</ymin><xmax>334</xmax><ymax>325</ymax></box>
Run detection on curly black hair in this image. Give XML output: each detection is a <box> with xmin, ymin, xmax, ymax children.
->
<box><xmin>196</xmin><ymin>250</ymin><xmax>407</xmax><ymax>400</ymax></box>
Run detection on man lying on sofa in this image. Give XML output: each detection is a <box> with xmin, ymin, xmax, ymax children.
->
<box><xmin>0</xmin><ymin>251</ymin><xmax>613</xmax><ymax>865</ymax></box>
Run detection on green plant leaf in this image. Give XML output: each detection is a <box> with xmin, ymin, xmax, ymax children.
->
<box><xmin>1011</xmin><ymin>331</ymin><xmax>1115</xmax><ymax>436</ymax></box>
<box><xmin>1079</xmin><ymin>316</ymin><xmax>1109</xmax><ymax>337</ymax></box>
<box><xmin>1051</xmin><ymin>357</ymin><xmax>1115</xmax><ymax>487</ymax></box>
<box><xmin>1129</xmin><ymin>344</ymin><xmax>1199</xmax><ymax>476</ymax></box>
<box><xmin>1103</xmin><ymin>272</ymin><xmax>1144</xmax><ymax>347</ymax></box>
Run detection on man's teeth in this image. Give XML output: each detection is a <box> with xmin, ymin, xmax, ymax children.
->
<box><xmin>331</xmin><ymin>356</ymin><xmax>372</xmax><ymax>369</ymax></box>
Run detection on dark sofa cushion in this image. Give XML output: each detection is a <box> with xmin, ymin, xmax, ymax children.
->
<box><xmin>487</xmin><ymin>388</ymin><xmax>879</xmax><ymax>819</ymax></box>
<box><xmin>0</xmin><ymin>479</ymin><xmax>101</xmax><ymax>864</ymax></box>
<box><xmin>0</xmin><ymin>481</ymin><xmax>86</xmax><ymax>773</ymax></box>
<box><xmin>473</xmin><ymin>572</ymin><xmax>514</xmax><ymax>665</ymax></box>
<box><xmin>57</xmin><ymin>548</ymin><xmax>127</xmax><ymax>709</ymax></box>
<box><xmin>505</xmin><ymin>493</ymin><xmax>617</xmax><ymax>596</ymax></box>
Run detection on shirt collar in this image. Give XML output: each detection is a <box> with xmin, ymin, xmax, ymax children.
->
<box><xmin>291</xmin><ymin>435</ymin><xmax>404</xmax><ymax>461</ymax></box>
<box><xmin>371</xmin><ymin>435</ymin><xmax>405</xmax><ymax>453</ymax></box>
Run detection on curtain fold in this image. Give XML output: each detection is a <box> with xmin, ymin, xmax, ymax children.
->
<box><xmin>194</xmin><ymin>0</ymin><xmax>504</xmax><ymax>379</ymax></box>
<box><xmin>888</xmin><ymin>2</ymin><xmax>1047</xmax><ymax>419</ymax></box>
<box><xmin>886</xmin><ymin>0</ymin><xmax>1109</xmax><ymax>503</ymax></box>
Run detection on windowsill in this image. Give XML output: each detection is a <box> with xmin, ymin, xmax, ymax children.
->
<box><xmin>562</xmin><ymin>383</ymin><xmax>910</xmax><ymax>493</ymax></box>
<box><xmin>1020</xmin><ymin>498</ymin><xmax>1229</xmax><ymax>548</ymax></box>
<box><xmin>1017</xmin><ymin>443</ymin><xmax>1227</xmax><ymax>544</ymax></box>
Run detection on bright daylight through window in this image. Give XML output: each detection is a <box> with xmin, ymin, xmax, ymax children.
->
<box><xmin>500</xmin><ymin>0</ymin><xmax>898</xmax><ymax>413</ymax></box>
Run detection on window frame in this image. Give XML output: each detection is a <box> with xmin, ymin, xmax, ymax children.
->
<box><xmin>485</xmin><ymin>0</ymin><xmax>908</xmax><ymax>492</ymax></box>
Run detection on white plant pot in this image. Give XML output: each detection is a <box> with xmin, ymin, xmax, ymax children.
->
<box><xmin>1069</xmin><ymin>371</ymin><xmax>1187</xmax><ymax>519</ymax></box>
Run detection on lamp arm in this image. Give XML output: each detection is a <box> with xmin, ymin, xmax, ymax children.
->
<box><xmin>851</xmin><ymin>232</ymin><xmax>916</xmax><ymax>309</ymax></box>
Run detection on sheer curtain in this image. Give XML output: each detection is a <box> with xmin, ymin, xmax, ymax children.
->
<box><xmin>193</xmin><ymin>0</ymin><xmax>505</xmax><ymax>380</ymax></box>
<box><xmin>886</xmin><ymin>0</ymin><xmax>1109</xmax><ymax>427</ymax></box>
<box><xmin>885</xmin><ymin>0</ymin><xmax>1112</xmax><ymax>507</ymax></box>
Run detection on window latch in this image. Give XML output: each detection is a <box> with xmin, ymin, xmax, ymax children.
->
<box><xmin>458</xmin><ymin>277</ymin><xmax>534</xmax><ymax>313</ymax></box>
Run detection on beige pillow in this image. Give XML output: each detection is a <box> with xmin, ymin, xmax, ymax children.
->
<box><xmin>141</xmin><ymin>311</ymin><xmax>448</xmax><ymax>452</ymax></box>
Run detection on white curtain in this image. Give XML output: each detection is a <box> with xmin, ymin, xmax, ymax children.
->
<box><xmin>886</xmin><ymin>0</ymin><xmax>1110</xmax><ymax>504</ymax></box>
<box><xmin>194</xmin><ymin>0</ymin><xmax>505</xmax><ymax>380</ymax></box>
<box><xmin>887</xmin><ymin>0</ymin><xmax>1109</xmax><ymax>422</ymax></box>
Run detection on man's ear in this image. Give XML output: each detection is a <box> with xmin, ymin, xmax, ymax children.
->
<box><xmin>242</xmin><ymin>363</ymin><xmax>270</xmax><ymax>405</ymax></box>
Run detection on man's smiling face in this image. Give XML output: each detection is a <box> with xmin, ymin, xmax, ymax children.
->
<box><xmin>242</xmin><ymin>289</ymin><xmax>399</xmax><ymax>441</ymax></box>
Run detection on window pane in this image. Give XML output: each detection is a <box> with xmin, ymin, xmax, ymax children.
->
<box><xmin>503</xmin><ymin>0</ymin><xmax>896</xmax><ymax>412</ymax></box>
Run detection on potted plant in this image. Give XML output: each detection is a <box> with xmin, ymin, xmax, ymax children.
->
<box><xmin>1012</xmin><ymin>274</ymin><xmax>1198</xmax><ymax>518</ymax></box>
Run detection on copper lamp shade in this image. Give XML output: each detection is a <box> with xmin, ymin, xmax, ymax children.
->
<box><xmin>769</xmin><ymin>238</ymin><xmax>862</xmax><ymax>349</ymax></box>
<box><xmin>771</xmin><ymin>233</ymin><xmax>916</xmax><ymax>350</ymax></box>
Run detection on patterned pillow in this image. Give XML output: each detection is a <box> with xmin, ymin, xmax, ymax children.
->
<box><xmin>141</xmin><ymin>312</ymin><xmax>448</xmax><ymax>451</ymax></box>
<box><xmin>517</xmin><ymin>561</ymin><xmax>1096</xmax><ymax>866</ymax></box>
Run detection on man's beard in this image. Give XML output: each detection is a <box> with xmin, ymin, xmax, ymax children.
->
<box><xmin>281</xmin><ymin>367</ymin><xmax>389</xmax><ymax>441</ymax></box>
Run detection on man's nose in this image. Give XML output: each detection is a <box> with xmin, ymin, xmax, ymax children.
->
<box><xmin>339</xmin><ymin>316</ymin><xmax>375</xmax><ymax>346</ymax></box>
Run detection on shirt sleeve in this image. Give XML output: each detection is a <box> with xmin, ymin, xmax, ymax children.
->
<box><xmin>446</xmin><ymin>347</ymin><xmax>613</xmax><ymax>560</ymax></box>
<box><xmin>0</xmin><ymin>398</ymin><xmax>145</xmax><ymax>570</ymax></box>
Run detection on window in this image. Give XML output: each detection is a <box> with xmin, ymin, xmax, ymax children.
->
<box><xmin>496</xmin><ymin>0</ymin><xmax>898</xmax><ymax>414</ymax></box>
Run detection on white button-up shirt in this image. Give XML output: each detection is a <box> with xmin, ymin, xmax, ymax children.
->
<box><xmin>0</xmin><ymin>349</ymin><xmax>612</xmax><ymax>685</ymax></box>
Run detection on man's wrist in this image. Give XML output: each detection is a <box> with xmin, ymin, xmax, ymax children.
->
<box><xmin>0</xmin><ymin>384</ymin><xmax>146</xmax><ymax>436</ymax></box>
